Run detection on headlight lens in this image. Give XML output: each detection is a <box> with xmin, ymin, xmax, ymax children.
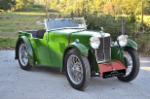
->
<box><xmin>117</xmin><ymin>35</ymin><xmax>128</xmax><ymax>47</ymax></box>
<box><xmin>90</xmin><ymin>37</ymin><xmax>100</xmax><ymax>49</ymax></box>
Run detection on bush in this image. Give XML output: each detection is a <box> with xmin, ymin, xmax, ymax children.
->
<box><xmin>0</xmin><ymin>0</ymin><xmax>15</xmax><ymax>11</ymax></box>
<box><xmin>86</xmin><ymin>14</ymin><xmax>150</xmax><ymax>56</ymax></box>
<box><xmin>134</xmin><ymin>33</ymin><xmax>150</xmax><ymax>56</ymax></box>
<box><xmin>86</xmin><ymin>14</ymin><xmax>138</xmax><ymax>40</ymax></box>
<box><xmin>15</xmin><ymin>4</ymin><xmax>44</xmax><ymax>12</ymax></box>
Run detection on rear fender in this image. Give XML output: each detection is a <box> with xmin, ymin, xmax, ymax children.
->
<box><xmin>15</xmin><ymin>36</ymin><xmax>34</xmax><ymax>66</ymax></box>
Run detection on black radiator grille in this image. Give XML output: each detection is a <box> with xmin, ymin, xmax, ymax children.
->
<box><xmin>95</xmin><ymin>37</ymin><xmax>111</xmax><ymax>62</ymax></box>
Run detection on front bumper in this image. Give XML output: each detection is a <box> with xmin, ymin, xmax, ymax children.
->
<box><xmin>98</xmin><ymin>61</ymin><xmax>126</xmax><ymax>78</ymax></box>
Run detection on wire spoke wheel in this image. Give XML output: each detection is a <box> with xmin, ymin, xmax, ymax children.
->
<box><xmin>67</xmin><ymin>55</ymin><xmax>83</xmax><ymax>85</ymax></box>
<box><xmin>18</xmin><ymin>41</ymin><xmax>32</xmax><ymax>70</ymax></box>
<box><xmin>117</xmin><ymin>48</ymin><xmax>140</xmax><ymax>82</ymax></box>
<box><xmin>124</xmin><ymin>51</ymin><xmax>133</xmax><ymax>76</ymax></box>
<box><xmin>65</xmin><ymin>49</ymin><xmax>91</xmax><ymax>90</ymax></box>
<box><xmin>19</xmin><ymin>43</ymin><xmax>29</xmax><ymax>66</ymax></box>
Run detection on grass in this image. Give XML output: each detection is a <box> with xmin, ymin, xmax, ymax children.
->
<box><xmin>0</xmin><ymin>12</ymin><xmax>45</xmax><ymax>37</ymax></box>
<box><xmin>0</xmin><ymin>12</ymin><xmax>46</xmax><ymax>49</ymax></box>
<box><xmin>0</xmin><ymin>37</ymin><xmax>16</xmax><ymax>49</ymax></box>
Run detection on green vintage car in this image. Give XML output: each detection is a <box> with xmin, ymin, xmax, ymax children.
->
<box><xmin>15</xmin><ymin>18</ymin><xmax>140</xmax><ymax>90</ymax></box>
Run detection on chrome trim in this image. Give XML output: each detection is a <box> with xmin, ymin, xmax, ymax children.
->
<box><xmin>94</xmin><ymin>36</ymin><xmax>111</xmax><ymax>63</ymax></box>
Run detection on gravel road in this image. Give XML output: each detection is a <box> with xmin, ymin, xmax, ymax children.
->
<box><xmin>0</xmin><ymin>50</ymin><xmax>150</xmax><ymax>99</ymax></box>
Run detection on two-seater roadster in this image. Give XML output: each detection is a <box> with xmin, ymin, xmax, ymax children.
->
<box><xmin>15</xmin><ymin>18</ymin><xmax>140</xmax><ymax>90</ymax></box>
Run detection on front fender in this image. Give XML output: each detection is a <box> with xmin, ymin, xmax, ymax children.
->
<box><xmin>62</xmin><ymin>42</ymin><xmax>89</xmax><ymax>71</ymax></box>
<box><xmin>15</xmin><ymin>36</ymin><xmax>34</xmax><ymax>66</ymax></box>
<box><xmin>65</xmin><ymin>42</ymin><xmax>89</xmax><ymax>57</ymax></box>
<box><xmin>125</xmin><ymin>39</ymin><xmax>138</xmax><ymax>50</ymax></box>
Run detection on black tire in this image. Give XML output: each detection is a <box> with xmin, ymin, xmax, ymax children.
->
<box><xmin>64</xmin><ymin>49</ymin><xmax>91</xmax><ymax>90</ymax></box>
<box><xmin>18</xmin><ymin>41</ymin><xmax>32</xmax><ymax>70</ymax></box>
<box><xmin>117</xmin><ymin>48</ymin><xmax>140</xmax><ymax>82</ymax></box>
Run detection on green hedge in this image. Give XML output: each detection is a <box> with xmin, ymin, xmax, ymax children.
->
<box><xmin>86</xmin><ymin>15</ymin><xmax>140</xmax><ymax>39</ymax></box>
<box><xmin>86</xmin><ymin>14</ymin><xmax>150</xmax><ymax>56</ymax></box>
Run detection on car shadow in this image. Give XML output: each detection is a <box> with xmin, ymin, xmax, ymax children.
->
<box><xmin>30</xmin><ymin>66</ymin><xmax>64</xmax><ymax>75</ymax></box>
<box><xmin>28</xmin><ymin>66</ymin><xmax>133</xmax><ymax>92</ymax></box>
<box><xmin>17</xmin><ymin>64</ymin><xmax>139</xmax><ymax>93</ymax></box>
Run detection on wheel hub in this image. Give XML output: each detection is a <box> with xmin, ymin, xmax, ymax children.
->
<box><xmin>67</xmin><ymin>55</ymin><xmax>83</xmax><ymax>85</ymax></box>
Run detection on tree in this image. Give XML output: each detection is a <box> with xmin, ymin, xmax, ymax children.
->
<box><xmin>15</xmin><ymin>0</ymin><xmax>29</xmax><ymax>10</ymax></box>
<box><xmin>120</xmin><ymin>0</ymin><xmax>142</xmax><ymax>15</ymax></box>
<box><xmin>144</xmin><ymin>0</ymin><xmax>150</xmax><ymax>14</ymax></box>
<box><xmin>0</xmin><ymin>0</ymin><xmax>15</xmax><ymax>11</ymax></box>
<box><xmin>88</xmin><ymin>0</ymin><xmax>103</xmax><ymax>14</ymax></box>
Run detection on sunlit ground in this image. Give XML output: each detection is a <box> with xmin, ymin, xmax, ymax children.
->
<box><xmin>141</xmin><ymin>67</ymin><xmax>150</xmax><ymax>71</ymax></box>
<box><xmin>140</xmin><ymin>59</ymin><xmax>150</xmax><ymax>71</ymax></box>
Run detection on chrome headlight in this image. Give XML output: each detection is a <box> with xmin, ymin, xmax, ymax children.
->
<box><xmin>117</xmin><ymin>35</ymin><xmax>128</xmax><ymax>47</ymax></box>
<box><xmin>90</xmin><ymin>37</ymin><xmax>100</xmax><ymax>49</ymax></box>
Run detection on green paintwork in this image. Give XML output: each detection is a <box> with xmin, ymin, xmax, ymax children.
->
<box><xmin>18</xmin><ymin>33</ymin><xmax>34</xmax><ymax>66</ymax></box>
<box><xmin>69</xmin><ymin>42</ymin><xmax>89</xmax><ymax>57</ymax></box>
<box><xmin>125</xmin><ymin>39</ymin><xmax>138</xmax><ymax>50</ymax></box>
<box><xmin>15</xmin><ymin>28</ymin><xmax>138</xmax><ymax>73</ymax></box>
<box><xmin>111</xmin><ymin>46</ymin><xmax>124</xmax><ymax>63</ymax></box>
<box><xmin>30</xmin><ymin>34</ymin><xmax>51</xmax><ymax>66</ymax></box>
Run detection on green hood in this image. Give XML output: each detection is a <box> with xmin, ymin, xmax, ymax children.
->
<box><xmin>53</xmin><ymin>28</ymin><xmax>110</xmax><ymax>37</ymax></box>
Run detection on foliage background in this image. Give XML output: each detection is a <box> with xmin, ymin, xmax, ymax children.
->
<box><xmin>0</xmin><ymin>0</ymin><xmax>150</xmax><ymax>56</ymax></box>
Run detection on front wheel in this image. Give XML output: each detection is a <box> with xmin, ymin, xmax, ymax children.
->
<box><xmin>117</xmin><ymin>48</ymin><xmax>140</xmax><ymax>82</ymax></box>
<box><xmin>64</xmin><ymin>49</ymin><xmax>91</xmax><ymax>90</ymax></box>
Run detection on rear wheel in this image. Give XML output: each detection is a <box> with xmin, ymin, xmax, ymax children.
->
<box><xmin>18</xmin><ymin>41</ymin><xmax>32</xmax><ymax>70</ymax></box>
<box><xmin>117</xmin><ymin>48</ymin><xmax>140</xmax><ymax>82</ymax></box>
<box><xmin>64</xmin><ymin>49</ymin><xmax>91</xmax><ymax>90</ymax></box>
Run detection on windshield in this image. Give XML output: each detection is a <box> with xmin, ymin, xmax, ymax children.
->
<box><xmin>44</xmin><ymin>18</ymin><xmax>87</xmax><ymax>31</ymax></box>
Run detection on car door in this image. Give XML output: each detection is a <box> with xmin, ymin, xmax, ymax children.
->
<box><xmin>47</xmin><ymin>31</ymin><xmax>68</xmax><ymax>68</ymax></box>
<box><xmin>30</xmin><ymin>34</ymin><xmax>51</xmax><ymax>66</ymax></box>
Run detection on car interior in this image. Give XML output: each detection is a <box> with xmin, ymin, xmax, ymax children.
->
<box><xmin>25</xmin><ymin>29</ymin><xmax>46</xmax><ymax>39</ymax></box>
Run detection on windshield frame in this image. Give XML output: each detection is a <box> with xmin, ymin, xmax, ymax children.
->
<box><xmin>44</xmin><ymin>17</ymin><xmax>87</xmax><ymax>31</ymax></box>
